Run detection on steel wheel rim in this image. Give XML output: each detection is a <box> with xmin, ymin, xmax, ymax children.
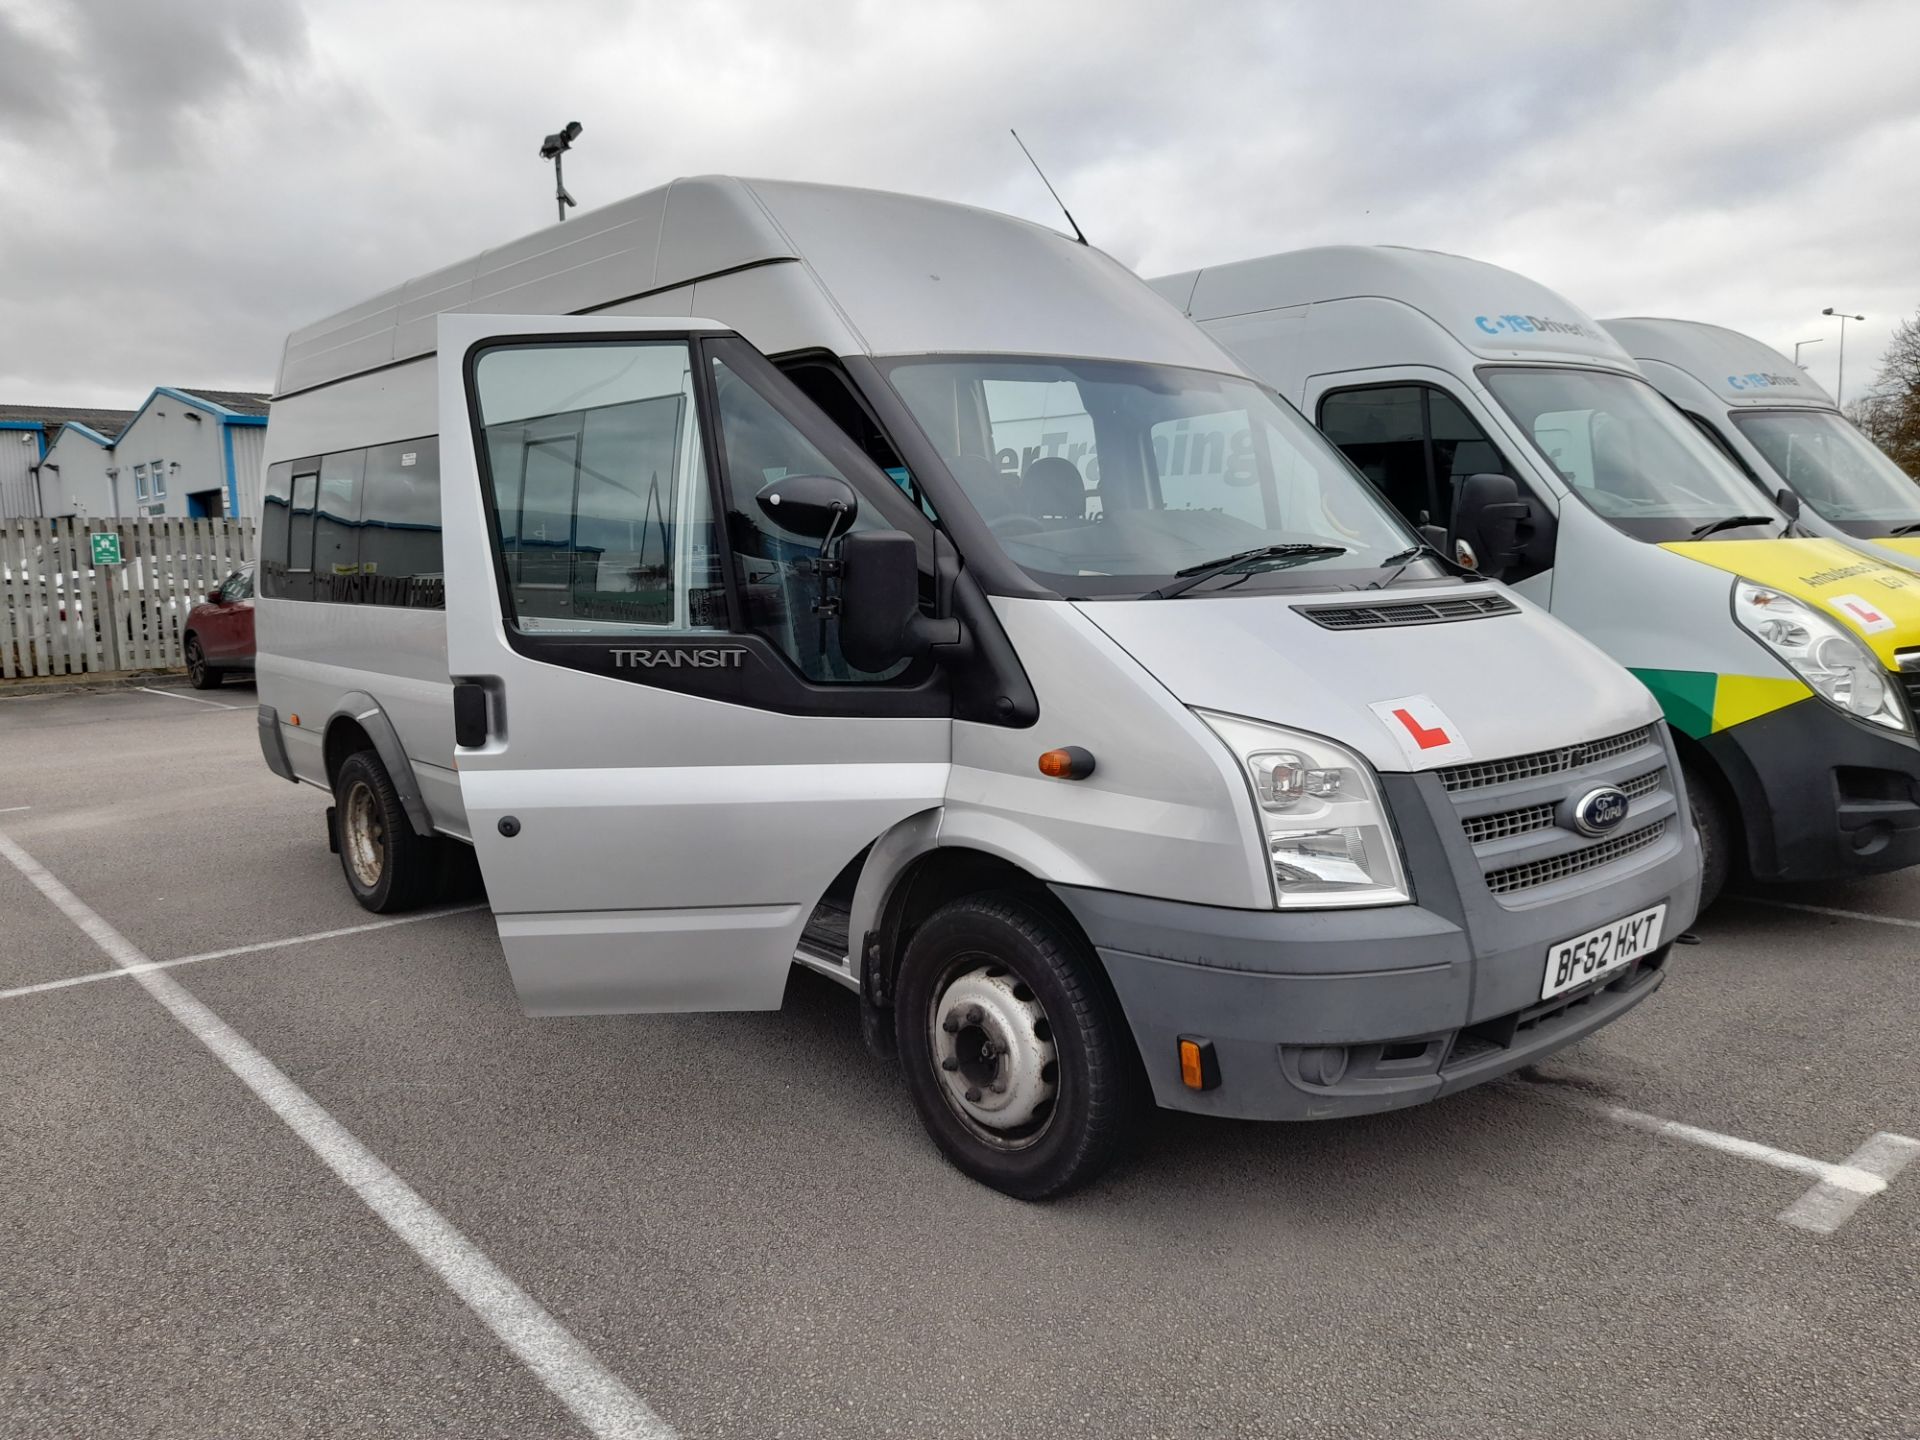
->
<box><xmin>926</xmin><ymin>955</ymin><xmax>1059</xmax><ymax>1151</ymax></box>
<box><xmin>343</xmin><ymin>780</ymin><xmax>384</xmax><ymax>889</ymax></box>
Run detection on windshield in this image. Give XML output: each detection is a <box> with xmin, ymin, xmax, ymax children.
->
<box><xmin>1731</xmin><ymin>409</ymin><xmax>1920</xmax><ymax>535</ymax></box>
<box><xmin>1482</xmin><ymin>366</ymin><xmax>1784</xmax><ymax>543</ymax></box>
<box><xmin>884</xmin><ymin>357</ymin><xmax>1422</xmax><ymax>596</ymax></box>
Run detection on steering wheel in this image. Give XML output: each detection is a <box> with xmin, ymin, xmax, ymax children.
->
<box><xmin>989</xmin><ymin>515</ymin><xmax>1047</xmax><ymax>538</ymax></box>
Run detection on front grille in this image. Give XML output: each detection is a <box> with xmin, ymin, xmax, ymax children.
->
<box><xmin>1294</xmin><ymin>594</ymin><xmax>1517</xmax><ymax>631</ymax></box>
<box><xmin>1461</xmin><ymin>765</ymin><xmax>1668</xmax><ymax>846</ymax></box>
<box><xmin>1438</xmin><ymin>724</ymin><xmax>1659</xmax><ymax>795</ymax></box>
<box><xmin>1484</xmin><ymin>820</ymin><xmax>1668</xmax><ymax>895</ymax></box>
<box><xmin>1894</xmin><ymin>652</ymin><xmax>1920</xmax><ymax>724</ymax></box>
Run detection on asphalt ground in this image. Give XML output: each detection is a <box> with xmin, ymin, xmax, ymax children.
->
<box><xmin>2</xmin><ymin>683</ymin><xmax>1917</xmax><ymax>1439</ymax></box>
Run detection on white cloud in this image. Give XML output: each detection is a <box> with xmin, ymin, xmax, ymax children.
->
<box><xmin>1</xmin><ymin>0</ymin><xmax>1914</xmax><ymax>407</ymax></box>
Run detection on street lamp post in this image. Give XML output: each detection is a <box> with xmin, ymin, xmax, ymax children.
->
<box><xmin>1793</xmin><ymin>337</ymin><xmax>1823</xmax><ymax>369</ymax></box>
<box><xmin>539</xmin><ymin>121</ymin><xmax>584</xmax><ymax>223</ymax></box>
<box><xmin>1822</xmin><ymin>307</ymin><xmax>1866</xmax><ymax>406</ymax></box>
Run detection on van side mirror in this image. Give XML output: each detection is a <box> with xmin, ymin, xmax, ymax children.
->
<box><xmin>1450</xmin><ymin>473</ymin><xmax>1528</xmax><ymax>580</ymax></box>
<box><xmin>754</xmin><ymin>474</ymin><xmax>858</xmax><ymax>541</ymax></box>
<box><xmin>1774</xmin><ymin>486</ymin><xmax>1802</xmax><ymax>521</ymax></box>
<box><xmin>838</xmin><ymin>530</ymin><xmax>962</xmax><ymax>672</ymax></box>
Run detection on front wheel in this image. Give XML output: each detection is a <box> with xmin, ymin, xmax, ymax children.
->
<box><xmin>333</xmin><ymin>749</ymin><xmax>439</xmax><ymax>913</ymax></box>
<box><xmin>894</xmin><ymin>894</ymin><xmax>1141</xmax><ymax>1200</ymax></box>
<box><xmin>1682</xmin><ymin>756</ymin><xmax>1730</xmax><ymax>910</ymax></box>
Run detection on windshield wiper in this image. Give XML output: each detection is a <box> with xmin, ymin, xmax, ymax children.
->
<box><xmin>1888</xmin><ymin>521</ymin><xmax>1920</xmax><ymax>536</ymax></box>
<box><xmin>1688</xmin><ymin>514</ymin><xmax>1777</xmax><ymax>540</ymax></box>
<box><xmin>1370</xmin><ymin>541</ymin><xmax>1470</xmax><ymax>590</ymax></box>
<box><xmin>1141</xmin><ymin>544</ymin><xmax>1349</xmax><ymax>600</ymax></box>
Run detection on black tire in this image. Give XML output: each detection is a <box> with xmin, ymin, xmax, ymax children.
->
<box><xmin>184</xmin><ymin>635</ymin><xmax>220</xmax><ymax>689</ymax></box>
<box><xmin>894</xmin><ymin>893</ymin><xmax>1141</xmax><ymax>1200</ymax></box>
<box><xmin>1682</xmin><ymin>755</ymin><xmax>1730</xmax><ymax>910</ymax></box>
<box><xmin>333</xmin><ymin>749</ymin><xmax>439</xmax><ymax>913</ymax></box>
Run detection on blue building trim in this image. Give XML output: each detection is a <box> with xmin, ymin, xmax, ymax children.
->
<box><xmin>219</xmin><ymin>413</ymin><xmax>265</xmax><ymax>518</ymax></box>
<box><xmin>0</xmin><ymin>420</ymin><xmax>48</xmax><ymax>458</ymax></box>
<box><xmin>58</xmin><ymin>423</ymin><xmax>116</xmax><ymax>449</ymax></box>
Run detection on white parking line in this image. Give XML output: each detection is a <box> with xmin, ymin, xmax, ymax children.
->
<box><xmin>0</xmin><ymin>806</ymin><xmax>29</xmax><ymax>814</ymax></box>
<box><xmin>1744</xmin><ymin>897</ymin><xmax>1920</xmax><ymax>931</ymax></box>
<box><xmin>137</xmin><ymin>686</ymin><xmax>239</xmax><ymax>710</ymax></box>
<box><xmin>0</xmin><ymin>904</ymin><xmax>488</xmax><ymax>1002</ymax></box>
<box><xmin>1604</xmin><ymin>1105</ymin><xmax>1919</xmax><ymax>1234</ymax></box>
<box><xmin>0</xmin><ymin>830</ymin><xmax>674</xmax><ymax>1440</ymax></box>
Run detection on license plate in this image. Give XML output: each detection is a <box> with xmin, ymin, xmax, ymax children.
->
<box><xmin>1542</xmin><ymin>904</ymin><xmax>1666</xmax><ymax>1000</ymax></box>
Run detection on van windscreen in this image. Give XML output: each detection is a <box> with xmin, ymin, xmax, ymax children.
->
<box><xmin>1482</xmin><ymin>366</ymin><xmax>1785</xmax><ymax>543</ymax></box>
<box><xmin>1730</xmin><ymin>408</ymin><xmax>1920</xmax><ymax>536</ymax></box>
<box><xmin>884</xmin><ymin>356</ymin><xmax>1420</xmax><ymax>597</ymax></box>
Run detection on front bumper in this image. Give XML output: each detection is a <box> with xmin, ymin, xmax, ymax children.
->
<box><xmin>1051</xmin><ymin>768</ymin><xmax>1699</xmax><ymax>1122</ymax></box>
<box><xmin>1705</xmin><ymin>696</ymin><xmax>1920</xmax><ymax>881</ymax></box>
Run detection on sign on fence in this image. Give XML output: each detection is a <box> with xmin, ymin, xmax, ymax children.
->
<box><xmin>2</xmin><ymin>517</ymin><xmax>256</xmax><ymax>680</ymax></box>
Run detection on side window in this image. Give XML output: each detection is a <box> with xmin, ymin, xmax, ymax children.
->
<box><xmin>361</xmin><ymin>439</ymin><xmax>445</xmax><ymax>609</ymax></box>
<box><xmin>284</xmin><ymin>467</ymin><xmax>319</xmax><ymax>601</ymax></box>
<box><xmin>260</xmin><ymin>462</ymin><xmax>292</xmax><ymax>598</ymax></box>
<box><xmin>711</xmin><ymin>348</ymin><xmax>907</xmax><ymax>681</ymax></box>
<box><xmin>1319</xmin><ymin>387</ymin><xmax>1429</xmax><ymax>521</ymax></box>
<box><xmin>313</xmin><ymin>449</ymin><xmax>364</xmax><ymax>601</ymax></box>
<box><xmin>474</xmin><ymin>341</ymin><xmax>722</xmax><ymax>633</ymax></box>
<box><xmin>1426</xmin><ymin>389</ymin><xmax>1512</xmax><ymax>518</ymax></box>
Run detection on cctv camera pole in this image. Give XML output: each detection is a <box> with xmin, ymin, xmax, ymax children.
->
<box><xmin>1823</xmin><ymin>307</ymin><xmax>1866</xmax><ymax>406</ymax></box>
<box><xmin>540</xmin><ymin>121</ymin><xmax>584</xmax><ymax>223</ymax></box>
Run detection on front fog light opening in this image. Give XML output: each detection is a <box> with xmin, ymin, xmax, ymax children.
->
<box><xmin>1198</xmin><ymin>710</ymin><xmax>1412</xmax><ymax>910</ymax></box>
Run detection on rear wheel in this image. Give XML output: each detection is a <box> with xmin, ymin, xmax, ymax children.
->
<box><xmin>1682</xmin><ymin>756</ymin><xmax>1730</xmax><ymax>910</ymax></box>
<box><xmin>333</xmin><ymin>749</ymin><xmax>439</xmax><ymax>913</ymax></box>
<box><xmin>184</xmin><ymin>635</ymin><xmax>219</xmax><ymax>689</ymax></box>
<box><xmin>895</xmin><ymin>893</ymin><xmax>1141</xmax><ymax>1200</ymax></box>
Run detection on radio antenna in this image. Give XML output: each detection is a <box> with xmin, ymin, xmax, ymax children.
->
<box><xmin>1010</xmin><ymin>129</ymin><xmax>1087</xmax><ymax>246</ymax></box>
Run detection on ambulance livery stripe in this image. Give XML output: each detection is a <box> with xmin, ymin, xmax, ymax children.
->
<box><xmin>1632</xmin><ymin>668</ymin><xmax>1811</xmax><ymax>739</ymax></box>
<box><xmin>1659</xmin><ymin>537</ymin><xmax>1920</xmax><ymax>665</ymax></box>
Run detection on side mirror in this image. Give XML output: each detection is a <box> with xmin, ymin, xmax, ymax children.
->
<box><xmin>755</xmin><ymin>474</ymin><xmax>858</xmax><ymax>541</ymax></box>
<box><xmin>1450</xmin><ymin>473</ymin><xmax>1529</xmax><ymax>581</ymax></box>
<box><xmin>1774</xmin><ymin>486</ymin><xmax>1802</xmax><ymax>521</ymax></box>
<box><xmin>838</xmin><ymin>530</ymin><xmax>962</xmax><ymax>673</ymax></box>
<box><xmin>206</xmin><ymin>591</ymin><xmax>224</xmax><ymax>605</ymax></box>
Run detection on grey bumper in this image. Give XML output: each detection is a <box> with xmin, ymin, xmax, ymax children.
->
<box><xmin>257</xmin><ymin>705</ymin><xmax>296</xmax><ymax>783</ymax></box>
<box><xmin>1051</xmin><ymin>769</ymin><xmax>1700</xmax><ymax>1122</ymax></box>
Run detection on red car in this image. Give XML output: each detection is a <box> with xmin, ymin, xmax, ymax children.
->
<box><xmin>183</xmin><ymin>565</ymin><xmax>255</xmax><ymax>689</ymax></box>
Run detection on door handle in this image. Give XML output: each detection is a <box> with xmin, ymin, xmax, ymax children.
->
<box><xmin>453</xmin><ymin>682</ymin><xmax>491</xmax><ymax>748</ymax></box>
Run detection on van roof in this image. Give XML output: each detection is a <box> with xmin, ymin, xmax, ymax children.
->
<box><xmin>1152</xmin><ymin>244</ymin><xmax>1636</xmax><ymax>371</ymax></box>
<box><xmin>1601</xmin><ymin>316</ymin><xmax>1836</xmax><ymax>410</ymax></box>
<box><xmin>277</xmin><ymin>175</ymin><xmax>1228</xmax><ymax>397</ymax></box>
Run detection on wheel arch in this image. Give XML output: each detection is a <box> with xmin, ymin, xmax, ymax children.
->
<box><xmin>322</xmin><ymin>693</ymin><xmax>435</xmax><ymax>837</ymax></box>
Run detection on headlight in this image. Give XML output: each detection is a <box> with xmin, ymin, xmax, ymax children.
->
<box><xmin>1732</xmin><ymin>580</ymin><xmax>1907</xmax><ymax>732</ymax></box>
<box><xmin>1196</xmin><ymin>710</ymin><xmax>1411</xmax><ymax>909</ymax></box>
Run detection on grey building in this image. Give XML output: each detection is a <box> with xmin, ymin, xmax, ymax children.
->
<box><xmin>0</xmin><ymin>388</ymin><xmax>268</xmax><ymax>521</ymax></box>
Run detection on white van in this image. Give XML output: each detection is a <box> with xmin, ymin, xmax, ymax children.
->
<box><xmin>1602</xmin><ymin>317</ymin><xmax>1920</xmax><ymax>575</ymax></box>
<box><xmin>1154</xmin><ymin>247</ymin><xmax>1920</xmax><ymax>906</ymax></box>
<box><xmin>257</xmin><ymin>183</ymin><xmax>1697</xmax><ymax>1197</ymax></box>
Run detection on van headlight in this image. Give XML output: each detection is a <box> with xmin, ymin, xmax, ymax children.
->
<box><xmin>1197</xmin><ymin>710</ymin><xmax>1411</xmax><ymax>909</ymax></box>
<box><xmin>1731</xmin><ymin>580</ymin><xmax>1907</xmax><ymax>733</ymax></box>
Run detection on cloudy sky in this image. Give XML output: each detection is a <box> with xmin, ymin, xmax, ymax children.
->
<box><xmin>3</xmin><ymin>0</ymin><xmax>1916</xmax><ymax>411</ymax></box>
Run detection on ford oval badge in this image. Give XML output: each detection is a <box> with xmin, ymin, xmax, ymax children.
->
<box><xmin>1573</xmin><ymin>786</ymin><xmax>1630</xmax><ymax>837</ymax></box>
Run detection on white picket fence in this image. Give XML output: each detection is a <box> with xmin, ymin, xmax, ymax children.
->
<box><xmin>0</xmin><ymin>518</ymin><xmax>256</xmax><ymax>679</ymax></box>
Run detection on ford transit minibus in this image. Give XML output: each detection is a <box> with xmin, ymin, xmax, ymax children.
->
<box><xmin>1603</xmin><ymin>316</ymin><xmax>1920</xmax><ymax>576</ymax></box>
<box><xmin>257</xmin><ymin>183</ymin><xmax>1697</xmax><ymax>1197</ymax></box>
<box><xmin>1154</xmin><ymin>247</ymin><xmax>1920</xmax><ymax>907</ymax></box>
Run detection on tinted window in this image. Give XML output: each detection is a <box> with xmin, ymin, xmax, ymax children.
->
<box><xmin>259</xmin><ymin>462</ymin><xmax>291</xmax><ymax>597</ymax></box>
<box><xmin>313</xmin><ymin>449</ymin><xmax>363</xmax><ymax>601</ymax></box>
<box><xmin>1319</xmin><ymin>386</ymin><xmax>1429</xmax><ymax>519</ymax></box>
<box><xmin>475</xmin><ymin>342</ymin><xmax>722</xmax><ymax>633</ymax></box>
<box><xmin>361</xmin><ymin>439</ymin><xmax>445</xmax><ymax>609</ymax></box>
<box><xmin>281</xmin><ymin>468</ymin><xmax>318</xmax><ymax>601</ymax></box>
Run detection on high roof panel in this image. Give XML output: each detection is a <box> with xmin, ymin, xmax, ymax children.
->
<box><xmin>1602</xmin><ymin>317</ymin><xmax>1835</xmax><ymax>409</ymax></box>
